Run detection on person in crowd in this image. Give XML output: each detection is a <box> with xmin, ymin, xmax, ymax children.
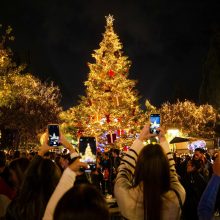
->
<box><xmin>193</xmin><ymin>148</ymin><xmax>213</xmax><ymax>180</ymax></box>
<box><xmin>114</xmin><ymin>124</ymin><xmax>185</xmax><ymax>220</ymax></box>
<box><xmin>5</xmin><ymin>132</ymin><xmax>68</xmax><ymax>220</ymax></box>
<box><xmin>0</xmin><ymin>194</ymin><xmax>11</xmax><ymax>219</ymax></box>
<box><xmin>54</xmin><ymin>155</ymin><xmax>63</xmax><ymax>172</ymax></box>
<box><xmin>0</xmin><ymin>151</ymin><xmax>6</xmax><ymax>175</ymax></box>
<box><xmin>12</xmin><ymin>151</ymin><xmax>20</xmax><ymax>160</ymax></box>
<box><xmin>0</xmin><ymin>151</ymin><xmax>16</xmax><ymax>200</ymax></box>
<box><xmin>177</xmin><ymin>155</ymin><xmax>192</xmax><ymax>181</ymax></box>
<box><xmin>8</xmin><ymin>158</ymin><xmax>30</xmax><ymax>192</ymax></box>
<box><xmin>27</xmin><ymin>151</ymin><xmax>36</xmax><ymax>161</ymax></box>
<box><xmin>112</xmin><ymin>149</ymin><xmax>121</xmax><ymax>174</ymax></box>
<box><xmin>198</xmin><ymin>150</ymin><xmax>220</xmax><ymax>220</ymax></box>
<box><xmin>101</xmin><ymin>153</ymin><xmax>111</xmax><ymax>195</ymax></box>
<box><xmin>53</xmin><ymin>183</ymin><xmax>110</xmax><ymax>220</ymax></box>
<box><xmin>181</xmin><ymin>158</ymin><xmax>207</xmax><ymax>220</ymax></box>
<box><xmin>0</xmin><ymin>151</ymin><xmax>14</xmax><ymax>218</ymax></box>
<box><xmin>110</xmin><ymin>148</ymin><xmax>121</xmax><ymax>195</ymax></box>
<box><xmin>59</xmin><ymin>153</ymin><xmax>71</xmax><ymax>171</ymax></box>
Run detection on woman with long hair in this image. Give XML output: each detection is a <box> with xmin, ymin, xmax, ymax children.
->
<box><xmin>6</xmin><ymin>156</ymin><xmax>61</xmax><ymax>220</ymax></box>
<box><xmin>114</xmin><ymin>124</ymin><xmax>185</xmax><ymax>220</ymax></box>
<box><xmin>54</xmin><ymin>183</ymin><xmax>109</xmax><ymax>220</ymax></box>
<box><xmin>5</xmin><ymin>134</ymin><xmax>62</xmax><ymax>220</ymax></box>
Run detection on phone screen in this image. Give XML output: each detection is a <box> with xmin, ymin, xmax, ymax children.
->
<box><xmin>48</xmin><ymin>124</ymin><xmax>60</xmax><ymax>147</ymax></box>
<box><xmin>79</xmin><ymin>137</ymin><xmax>96</xmax><ymax>171</ymax></box>
<box><xmin>150</xmin><ymin>114</ymin><xmax>160</xmax><ymax>134</ymax></box>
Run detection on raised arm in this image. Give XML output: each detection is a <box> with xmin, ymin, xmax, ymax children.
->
<box><xmin>43</xmin><ymin>158</ymin><xmax>88</xmax><ymax>220</ymax></box>
<box><xmin>157</xmin><ymin>127</ymin><xmax>185</xmax><ymax>207</ymax></box>
<box><xmin>115</xmin><ymin>125</ymin><xmax>155</xmax><ymax>188</ymax></box>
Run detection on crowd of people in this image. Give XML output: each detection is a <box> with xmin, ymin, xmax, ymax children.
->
<box><xmin>0</xmin><ymin>124</ymin><xmax>220</xmax><ymax>220</ymax></box>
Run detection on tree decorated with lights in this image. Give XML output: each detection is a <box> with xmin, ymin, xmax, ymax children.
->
<box><xmin>61</xmin><ymin>15</ymin><xmax>144</xmax><ymax>147</ymax></box>
<box><xmin>159</xmin><ymin>100</ymin><xmax>218</xmax><ymax>138</ymax></box>
<box><xmin>0</xmin><ymin>25</ymin><xmax>62</xmax><ymax>148</ymax></box>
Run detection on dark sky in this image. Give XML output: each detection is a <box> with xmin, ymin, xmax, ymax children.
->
<box><xmin>1</xmin><ymin>0</ymin><xmax>220</xmax><ymax>109</ymax></box>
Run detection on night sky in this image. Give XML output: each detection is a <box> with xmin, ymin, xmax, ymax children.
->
<box><xmin>1</xmin><ymin>0</ymin><xmax>220</xmax><ymax>109</ymax></box>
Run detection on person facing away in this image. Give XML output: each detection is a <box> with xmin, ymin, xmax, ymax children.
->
<box><xmin>114</xmin><ymin>124</ymin><xmax>186</xmax><ymax>220</ymax></box>
<box><xmin>5</xmin><ymin>133</ymin><xmax>62</xmax><ymax>220</ymax></box>
<box><xmin>8</xmin><ymin>158</ymin><xmax>30</xmax><ymax>192</ymax></box>
<box><xmin>53</xmin><ymin>183</ymin><xmax>110</xmax><ymax>220</ymax></box>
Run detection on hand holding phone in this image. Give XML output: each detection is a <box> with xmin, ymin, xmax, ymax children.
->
<box><xmin>48</xmin><ymin>124</ymin><xmax>60</xmax><ymax>147</ymax></box>
<box><xmin>150</xmin><ymin>114</ymin><xmax>160</xmax><ymax>134</ymax></box>
<box><xmin>69</xmin><ymin>158</ymin><xmax>88</xmax><ymax>175</ymax></box>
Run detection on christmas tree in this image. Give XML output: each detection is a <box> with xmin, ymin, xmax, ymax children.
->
<box><xmin>61</xmin><ymin>15</ymin><xmax>144</xmax><ymax>148</ymax></box>
<box><xmin>81</xmin><ymin>143</ymin><xmax>96</xmax><ymax>163</ymax></box>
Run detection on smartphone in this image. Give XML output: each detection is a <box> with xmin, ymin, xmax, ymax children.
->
<box><xmin>79</xmin><ymin>137</ymin><xmax>96</xmax><ymax>172</ymax></box>
<box><xmin>48</xmin><ymin>124</ymin><xmax>60</xmax><ymax>147</ymax></box>
<box><xmin>150</xmin><ymin>114</ymin><xmax>160</xmax><ymax>134</ymax></box>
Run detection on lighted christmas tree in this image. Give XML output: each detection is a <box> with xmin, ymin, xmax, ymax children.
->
<box><xmin>81</xmin><ymin>143</ymin><xmax>96</xmax><ymax>163</ymax></box>
<box><xmin>61</xmin><ymin>15</ymin><xmax>144</xmax><ymax>147</ymax></box>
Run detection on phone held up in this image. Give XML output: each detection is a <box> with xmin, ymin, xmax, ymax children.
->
<box><xmin>48</xmin><ymin>124</ymin><xmax>60</xmax><ymax>147</ymax></box>
<box><xmin>79</xmin><ymin>137</ymin><xmax>97</xmax><ymax>172</ymax></box>
<box><xmin>150</xmin><ymin>114</ymin><xmax>160</xmax><ymax>134</ymax></box>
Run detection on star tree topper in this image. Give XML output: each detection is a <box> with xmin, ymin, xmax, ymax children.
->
<box><xmin>105</xmin><ymin>14</ymin><xmax>115</xmax><ymax>26</ymax></box>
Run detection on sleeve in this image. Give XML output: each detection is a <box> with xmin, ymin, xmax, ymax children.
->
<box><xmin>114</xmin><ymin>139</ymin><xmax>144</xmax><ymax>216</ymax></box>
<box><xmin>160</xmin><ymin>140</ymin><xmax>186</xmax><ymax>205</ymax></box>
<box><xmin>115</xmin><ymin>139</ymin><xmax>144</xmax><ymax>187</ymax></box>
<box><xmin>42</xmin><ymin>167</ymin><xmax>76</xmax><ymax>220</ymax></box>
<box><xmin>198</xmin><ymin>175</ymin><xmax>220</xmax><ymax>220</ymax></box>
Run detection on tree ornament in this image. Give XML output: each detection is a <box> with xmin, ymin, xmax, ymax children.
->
<box><xmin>87</xmin><ymin>99</ymin><xmax>92</xmax><ymax>106</ymax></box>
<box><xmin>108</xmin><ymin>69</ymin><xmax>115</xmax><ymax>77</ymax></box>
<box><xmin>106</xmin><ymin>133</ymin><xmax>116</xmax><ymax>143</ymax></box>
<box><xmin>104</xmin><ymin>85</ymin><xmax>111</xmax><ymax>92</ymax></box>
<box><xmin>102</xmin><ymin>51</ymin><xmax>106</xmax><ymax>58</ymax></box>
<box><xmin>114</xmin><ymin>51</ymin><xmax>120</xmax><ymax>58</ymax></box>
<box><xmin>77</xmin><ymin>129</ymin><xmax>83</xmax><ymax>137</ymax></box>
<box><xmin>115</xmin><ymin>95</ymin><xmax>119</xmax><ymax>106</ymax></box>
<box><xmin>105</xmin><ymin>114</ymin><xmax>111</xmax><ymax>123</ymax></box>
<box><xmin>117</xmin><ymin>129</ymin><xmax>124</xmax><ymax>136</ymax></box>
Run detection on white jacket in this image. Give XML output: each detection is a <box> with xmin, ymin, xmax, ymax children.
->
<box><xmin>114</xmin><ymin>139</ymin><xmax>186</xmax><ymax>220</ymax></box>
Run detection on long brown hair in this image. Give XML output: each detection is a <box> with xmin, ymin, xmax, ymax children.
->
<box><xmin>134</xmin><ymin>144</ymin><xmax>170</xmax><ymax>220</ymax></box>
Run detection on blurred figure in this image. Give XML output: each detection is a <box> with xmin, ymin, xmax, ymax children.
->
<box><xmin>198</xmin><ymin>151</ymin><xmax>220</xmax><ymax>220</ymax></box>
<box><xmin>0</xmin><ymin>151</ymin><xmax>16</xmax><ymax>200</ymax></box>
<box><xmin>54</xmin><ymin>184</ymin><xmax>109</xmax><ymax>220</ymax></box>
<box><xmin>8</xmin><ymin>158</ymin><xmax>30</xmax><ymax>192</ymax></box>
<box><xmin>193</xmin><ymin>148</ymin><xmax>212</xmax><ymax>180</ymax></box>
<box><xmin>59</xmin><ymin>154</ymin><xmax>71</xmax><ymax>171</ymax></box>
<box><xmin>6</xmin><ymin>133</ymin><xmax>62</xmax><ymax>220</ymax></box>
<box><xmin>12</xmin><ymin>151</ymin><xmax>20</xmax><ymax>160</ymax></box>
<box><xmin>112</xmin><ymin>149</ymin><xmax>121</xmax><ymax>174</ymax></box>
<box><xmin>101</xmin><ymin>153</ymin><xmax>111</xmax><ymax>195</ymax></box>
<box><xmin>181</xmin><ymin>159</ymin><xmax>207</xmax><ymax>220</ymax></box>
<box><xmin>0</xmin><ymin>151</ymin><xmax>6</xmax><ymax>175</ymax></box>
<box><xmin>0</xmin><ymin>151</ymin><xmax>15</xmax><ymax>218</ymax></box>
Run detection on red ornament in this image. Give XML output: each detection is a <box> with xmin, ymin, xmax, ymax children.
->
<box><xmin>105</xmin><ymin>114</ymin><xmax>111</xmax><ymax>123</ymax></box>
<box><xmin>77</xmin><ymin>129</ymin><xmax>83</xmax><ymax>137</ymax></box>
<box><xmin>123</xmin><ymin>146</ymin><xmax>129</xmax><ymax>151</ymax></box>
<box><xmin>108</xmin><ymin>69</ymin><xmax>115</xmax><ymax>77</ymax></box>
<box><xmin>117</xmin><ymin>129</ymin><xmax>124</xmax><ymax>136</ymax></box>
